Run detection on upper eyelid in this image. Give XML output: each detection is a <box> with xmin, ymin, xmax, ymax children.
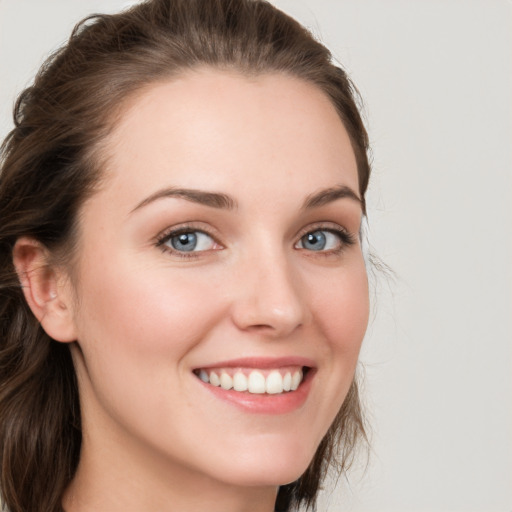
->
<box><xmin>295</xmin><ymin>222</ymin><xmax>358</xmax><ymax>250</ymax></box>
<box><xmin>295</xmin><ymin>221</ymin><xmax>353</xmax><ymax>238</ymax></box>
<box><xmin>155</xmin><ymin>223</ymin><xmax>221</xmax><ymax>245</ymax></box>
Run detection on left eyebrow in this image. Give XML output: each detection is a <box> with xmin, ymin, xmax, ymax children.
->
<box><xmin>302</xmin><ymin>185</ymin><xmax>362</xmax><ymax>210</ymax></box>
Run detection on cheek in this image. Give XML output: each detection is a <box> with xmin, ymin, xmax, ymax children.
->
<box><xmin>308</xmin><ymin>259</ymin><xmax>369</xmax><ymax>358</ymax></box>
<box><xmin>70</xmin><ymin>256</ymin><xmax>230</xmax><ymax>438</ymax></box>
<box><xmin>73</xmin><ymin>255</ymin><xmax>226</xmax><ymax>371</ymax></box>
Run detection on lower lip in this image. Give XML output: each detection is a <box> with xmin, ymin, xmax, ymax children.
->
<box><xmin>196</xmin><ymin>369</ymin><xmax>315</xmax><ymax>414</ymax></box>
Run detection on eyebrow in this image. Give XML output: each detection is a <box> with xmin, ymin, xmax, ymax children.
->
<box><xmin>130</xmin><ymin>183</ymin><xmax>361</xmax><ymax>214</ymax></box>
<box><xmin>130</xmin><ymin>187</ymin><xmax>238</xmax><ymax>213</ymax></box>
<box><xmin>302</xmin><ymin>185</ymin><xmax>362</xmax><ymax>209</ymax></box>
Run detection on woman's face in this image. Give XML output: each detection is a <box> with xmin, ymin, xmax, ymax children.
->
<box><xmin>67</xmin><ymin>69</ymin><xmax>369</xmax><ymax>489</ymax></box>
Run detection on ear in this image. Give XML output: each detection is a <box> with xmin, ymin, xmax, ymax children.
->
<box><xmin>12</xmin><ymin>237</ymin><xmax>77</xmax><ymax>343</ymax></box>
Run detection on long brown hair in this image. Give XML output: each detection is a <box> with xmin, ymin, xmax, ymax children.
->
<box><xmin>0</xmin><ymin>1</ymin><xmax>370</xmax><ymax>511</ymax></box>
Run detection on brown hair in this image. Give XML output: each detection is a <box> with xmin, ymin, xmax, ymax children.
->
<box><xmin>0</xmin><ymin>1</ymin><xmax>370</xmax><ymax>511</ymax></box>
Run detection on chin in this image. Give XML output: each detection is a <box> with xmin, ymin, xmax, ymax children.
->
<box><xmin>208</xmin><ymin>438</ymin><xmax>319</xmax><ymax>488</ymax></box>
<box><xmin>218</xmin><ymin>464</ymin><xmax>309</xmax><ymax>489</ymax></box>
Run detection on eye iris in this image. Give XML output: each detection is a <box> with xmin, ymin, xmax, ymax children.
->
<box><xmin>171</xmin><ymin>232</ymin><xmax>197</xmax><ymax>251</ymax></box>
<box><xmin>303</xmin><ymin>230</ymin><xmax>326</xmax><ymax>251</ymax></box>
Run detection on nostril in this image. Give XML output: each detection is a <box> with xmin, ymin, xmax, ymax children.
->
<box><xmin>251</xmin><ymin>323</ymin><xmax>275</xmax><ymax>330</ymax></box>
<box><xmin>242</xmin><ymin>322</ymin><xmax>304</xmax><ymax>337</ymax></box>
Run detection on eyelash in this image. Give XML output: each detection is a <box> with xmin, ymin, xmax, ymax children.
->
<box><xmin>295</xmin><ymin>224</ymin><xmax>356</xmax><ymax>256</ymax></box>
<box><xmin>155</xmin><ymin>223</ymin><xmax>218</xmax><ymax>260</ymax></box>
<box><xmin>155</xmin><ymin>223</ymin><xmax>356</xmax><ymax>259</ymax></box>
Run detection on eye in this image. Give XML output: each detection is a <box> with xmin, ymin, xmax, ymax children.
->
<box><xmin>158</xmin><ymin>230</ymin><xmax>217</xmax><ymax>253</ymax></box>
<box><xmin>295</xmin><ymin>228</ymin><xmax>354</xmax><ymax>253</ymax></box>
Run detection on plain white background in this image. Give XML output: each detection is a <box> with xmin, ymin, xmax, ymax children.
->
<box><xmin>0</xmin><ymin>1</ymin><xmax>510</xmax><ymax>511</ymax></box>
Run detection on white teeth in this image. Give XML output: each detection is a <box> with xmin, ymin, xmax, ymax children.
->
<box><xmin>209</xmin><ymin>371</ymin><xmax>220</xmax><ymax>387</ymax></box>
<box><xmin>291</xmin><ymin>370</ymin><xmax>302</xmax><ymax>391</ymax></box>
<box><xmin>233</xmin><ymin>371</ymin><xmax>248</xmax><ymax>391</ymax></box>
<box><xmin>220</xmin><ymin>372</ymin><xmax>233</xmax><ymax>390</ymax></box>
<box><xmin>283</xmin><ymin>372</ymin><xmax>292</xmax><ymax>392</ymax></box>
<box><xmin>266</xmin><ymin>370</ymin><xmax>283</xmax><ymax>394</ymax></box>
<box><xmin>248</xmin><ymin>371</ymin><xmax>266</xmax><ymax>394</ymax></box>
<box><xmin>197</xmin><ymin>368</ymin><xmax>305</xmax><ymax>394</ymax></box>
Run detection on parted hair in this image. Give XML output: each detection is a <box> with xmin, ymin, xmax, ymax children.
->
<box><xmin>0</xmin><ymin>1</ymin><xmax>370</xmax><ymax>511</ymax></box>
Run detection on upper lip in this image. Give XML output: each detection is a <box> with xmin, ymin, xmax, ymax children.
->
<box><xmin>193</xmin><ymin>356</ymin><xmax>316</xmax><ymax>370</ymax></box>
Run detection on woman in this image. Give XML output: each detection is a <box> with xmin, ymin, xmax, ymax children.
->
<box><xmin>0</xmin><ymin>1</ymin><xmax>371</xmax><ymax>511</ymax></box>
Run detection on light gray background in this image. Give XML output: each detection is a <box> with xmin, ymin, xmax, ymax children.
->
<box><xmin>0</xmin><ymin>1</ymin><xmax>510</xmax><ymax>511</ymax></box>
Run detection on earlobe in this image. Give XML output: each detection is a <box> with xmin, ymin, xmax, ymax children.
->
<box><xmin>12</xmin><ymin>237</ymin><xmax>77</xmax><ymax>343</ymax></box>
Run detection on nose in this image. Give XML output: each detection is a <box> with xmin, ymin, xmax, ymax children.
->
<box><xmin>229</xmin><ymin>250</ymin><xmax>309</xmax><ymax>338</ymax></box>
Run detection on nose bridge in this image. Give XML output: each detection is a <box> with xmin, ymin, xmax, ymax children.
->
<box><xmin>230</xmin><ymin>238</ymin><xmax>308</xmax><ymax>336</ymax></box>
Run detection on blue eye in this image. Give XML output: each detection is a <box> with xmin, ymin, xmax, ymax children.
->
<box><xmin>296</xmin><ymin>229</ymin><xmax>345</xmax><ymax>252</ymax></box>
<box><xmin>162</xmin><ymin>231</ymin><xmax>216</xmax><ymax>253</ymax></box>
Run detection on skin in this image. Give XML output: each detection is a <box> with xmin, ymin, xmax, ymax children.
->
<box><xmin>15</xmin><ymin>69</ymin><xmax>369</xmax><ymax>512</ymax></box>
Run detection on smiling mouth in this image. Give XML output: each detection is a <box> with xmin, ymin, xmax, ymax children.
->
<box><xmin>193</xmin><ymin>366</ymin><xmax>308</xmax><ymax>395</ymax></box>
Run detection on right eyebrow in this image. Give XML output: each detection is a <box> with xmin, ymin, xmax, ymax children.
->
<box><xmin>129</xmin><ymin>187</ymin><xmax>238</xmax><ymax>214</ymax></box>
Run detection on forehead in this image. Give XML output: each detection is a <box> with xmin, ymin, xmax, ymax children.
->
<box><xmin>100</xmin><ymin>68</ymin><xmax>359</xmax><ymax>206</ymax></box>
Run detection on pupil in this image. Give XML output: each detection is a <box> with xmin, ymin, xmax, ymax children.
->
<box><xmin>304</xmin><ymin>231</ymin><xmax>326</xmax><ymax>250</ymax></box>
<box><xmin>171</xmin><ymin>232</ymin><xmax>197</xmax><ymax>251</ymax></box>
